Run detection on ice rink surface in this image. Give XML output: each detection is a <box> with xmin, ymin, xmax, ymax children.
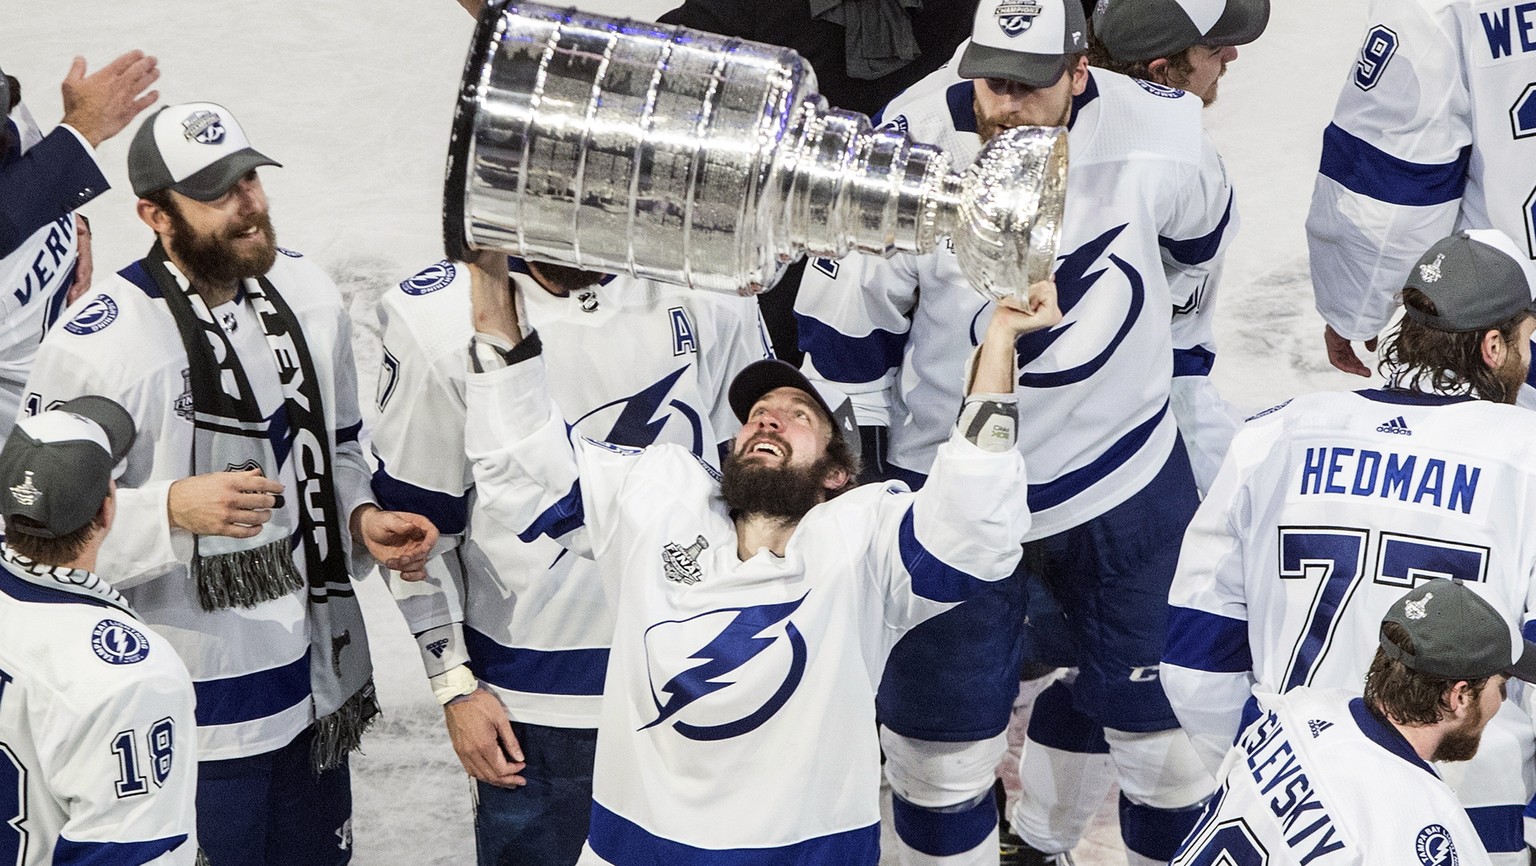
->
<box><xmin>6</xmin><ymin>1</ymin><xmax>1373</xmax><ymax>862</ymax></box>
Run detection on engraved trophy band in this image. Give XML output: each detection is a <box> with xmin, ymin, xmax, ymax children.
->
<box><xmin>444</xmin><ymin>0</ymin><xmax>1067</xmax><ymax>302</ymax></box>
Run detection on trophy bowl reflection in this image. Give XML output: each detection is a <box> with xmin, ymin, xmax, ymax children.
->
<box><xmin>444</xmin><ymin>0</ymin><xmax>1067</xmax><ymax>304</ymax></box>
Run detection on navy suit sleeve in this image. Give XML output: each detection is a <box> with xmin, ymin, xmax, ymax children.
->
<box><xmin>0</xmin><ymin>126</ymin><xmax>108</xmax><ymax>258</ymax></box>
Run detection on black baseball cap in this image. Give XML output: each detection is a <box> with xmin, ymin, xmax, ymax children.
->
<box><xmin>1402</xmin><ymin>230</ymin><xmax>1536</xmax><ymax>333</ymax></box>
<box><xmin>960</xmin><ymin>0</ymin><xmax>1089</xmax><ymax>88</ymax></box>
<box><xmin>1381</xmin><ymin>579</ymin><xmax>1536</xmax><ymax>684</ymax></box>
<box><xmin>128</xmin><ymin>102</ymin><xmax>281</xmax><ymax>201</ymax></box>
<box><xmin>728</xmin><ymin>360</ymin><xmax>861</xmax><ymax>461</ymax></box>
<box><xmin>0</xmin><ymin>396</ymin><xmax>136</xmax><ymax>539</ymax></box>
<box><xmin>1093</xmin><ymin>0</ymin><xmax>1270</xmax><ymax>63</ymax></box>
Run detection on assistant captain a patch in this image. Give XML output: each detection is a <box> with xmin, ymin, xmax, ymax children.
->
<box><xmin>92</xmin><ymin>619</ymin><xmax>150</xmax><ymax>665</ymax></box>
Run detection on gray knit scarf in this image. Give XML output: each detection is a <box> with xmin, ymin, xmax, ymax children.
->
<box><xmin>142</xmin><ymin>241</ymin><xmax>378</xmax><ymax>771</ymax></box>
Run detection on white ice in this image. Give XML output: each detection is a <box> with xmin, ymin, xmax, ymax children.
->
<box><xmin>4</xmin><ymin>1</ymin><xmax>1373</xmax><ymax>862</ymax></box>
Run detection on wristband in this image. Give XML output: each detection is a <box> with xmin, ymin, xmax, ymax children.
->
<box><xmin>430</xmin><ymin>664</ymin><xmax>480</xmax><ymax>706</ymax></box>
<box><xmin>957</xmin><ymin>396</ymin><xmax>1018</xmax><ymax>452</ymax></box>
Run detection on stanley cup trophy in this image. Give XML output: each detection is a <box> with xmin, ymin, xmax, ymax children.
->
<box><xmin>443</xmin><ymin>0</ymin><xmax>1067</xmax><ymax>302</ymax></box>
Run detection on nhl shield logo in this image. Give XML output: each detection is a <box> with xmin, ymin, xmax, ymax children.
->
<box><xmin>662</xmin><ymin>535</ymin><xmax>709</xmax><ymax>585</ymax></box>
<box><xmin>994</xmin><ymin>2</ymin><xmax>1044</xmax><ymax>36</ymax></box>
<box><xmin>181</xmin><ymin>109</ymin><xmax>227</xmax><ymax>145</ymax></box>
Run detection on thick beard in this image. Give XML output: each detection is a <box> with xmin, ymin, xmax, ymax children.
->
<box><xmin>165</xmin><ymin>208</ymin><xmax>278</xmax><ymax>287</ymax></box>
<box><xmin>719</xmin><ymin>449</ymin><xmax>834</xmax><ymax>522</ymax></box>
<box><xmin>1430</xmin><ymin>700</ymin><xmax>1485</xmax><ymax>763</ymax></box>
<box><xmin>1494</xmin><ymin>347</ymin><xmax>1528</xmax><ymax>404</ymax></box>
<box><xmin>974</xmin><ymin>95</ymin><xmax>1072</xmax><ymax>144</ymax></box>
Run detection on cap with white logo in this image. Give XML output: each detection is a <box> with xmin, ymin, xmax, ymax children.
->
<box><xmin>960</xmin><ymin>0</ymin><xmax>1088</xmax><ymax>89</ymax></box>
<box><xmin>128</xmin><ymin>102</ymin><xmax>281</xmax><ymax>201</ymax></box>
<box><xmin>1381</xmin><ymin>579</ymin><xmax>1536</xmax><ymax>684</ymax></box>
<box><xmin>1093</xmin><ymin>0</ymin><xmax>1270</xmax><ymax>64</ymax></box>
<box><xmin>1402</xmin><ymin>229</ymin><xmax>1536</xmax><ymax>333</ymax></box>
<box><xmin>0</xmin><ymin>396</ymin><xmax>136</xmax><ymax>539</ymax></box>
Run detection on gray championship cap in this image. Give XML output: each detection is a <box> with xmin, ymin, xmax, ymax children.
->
<box><xmin>1402</xmin><ymin>229</ymin><xmax>1536</xmax><ymax>333</ymax></box>
<box><xmin>960</xmin><ymin>0</ymin><xmax>1089</xmax><ymax>89</ymax></box>
<box><xmin>1093</xmin><ymin>0</ymin><xmax>1270</xmax><ymax>63</ymax></box>
<box><xmin>0</xmin><ymin>396</ymin><xmax>136</xmax><ymax>539</ymax></box>
<box><xmin>1381</xmin><ymin>579</ymin><xmax>1536</xmax><ymax>684</ymax></box>
<box><xmin>128</xmin><ymin>102</ymin><xmax>281</xmax><ymax>201</ymax></box>
<box><xmin>728</xmin><ymin>360</ymin><xmax>862</xmax><ymax>462</ymax></box>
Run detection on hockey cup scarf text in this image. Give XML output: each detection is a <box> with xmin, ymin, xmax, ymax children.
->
<box><xmin>146</xmin><ymin>241</ymin><xmax>378</xmax><ymax>770</ymax></box>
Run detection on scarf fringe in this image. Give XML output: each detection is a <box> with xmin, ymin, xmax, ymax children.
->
<box><xmin>194</xmin><ymin>537</ymin><xmax>306</xmax><ymax>611</ymax></box>
<box><xmin>311</xmin><ymin>679</ymin><xmax>382</xmax><ymax>773</ymax></box>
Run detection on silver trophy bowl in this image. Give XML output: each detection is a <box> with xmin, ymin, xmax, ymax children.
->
<box><xmin>444</xmin><ymin>1</ymin><xmax>1067</xmax><ymax>302</ymax></box>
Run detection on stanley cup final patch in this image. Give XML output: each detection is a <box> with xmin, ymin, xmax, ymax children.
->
<box><xmin>662</xmin><ymin>535</ymin><xmax>709</xmax><ymax>585</ymax></box>
<box><xmin>995</xmin><ymin>2</ymin><xmax>1044</xmax><ymax>36</ymax></box>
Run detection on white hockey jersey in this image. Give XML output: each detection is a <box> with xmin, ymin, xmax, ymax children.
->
<box><xmin>0</xmin><ymin>117</ymin><xmax>97</xmax><ymax>439</ymax></box>
<box><xmin>20</xmin><ymin>249</ymin><xmax>376</xmax><ymax>761</ymax></box>
<box><xmin>1308</xmin><ymin>0</ymin><xmax>1536</xmax><ymax>342</ymax></box>
<box><xmin>1173</xmin><ymin>687</ymin><xmax>1492</xmax><ymax>866</ymax></box>
<box><xmin>373</xmin><ymin>259</ymin><xmax>770</xmax><ymax>726</ymax></box>
<box><xmin>464</xmin><ymin>353</ymin><xmax>1030</xmax><ymax>863</ymax></box>
<box><xmin>798</xmin><ymin>59</ymin><xmax>1233</xmax><ymax>535</ymax></box>
<box><xmin>1163</xmin><ymin>389</ymin><xmax>1536</xmax><ymax>786</ymax></box>
<box><xmin>0</xmin><ymin>547</ymin><xmax>198</xmax><ymax>865</ymax></box>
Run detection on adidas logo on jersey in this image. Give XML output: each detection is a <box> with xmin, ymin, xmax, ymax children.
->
<box><xmin>1376</xmin><ymin>416</ymin><xmax>1412</xmax><ymax>435</ymax></box>
<box><xmin>1307</xmin><ymin>719</ymin><xmax>1333</xmax><ymax>738</ymax></box>
<box><xmin>426</xmin><ymin>639</ymin><xmax>450</xmax><ymax>659</ymax></box>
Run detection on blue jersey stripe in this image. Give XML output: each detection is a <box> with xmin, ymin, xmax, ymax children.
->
<box><xmin>1120</xmin><ymin>793</ymin><xmax>1198</xmax><ymax>862</ymax></box>
<box><xmin>1467</xmin><ymin>805</ymin><xmax>1525</xmax><ymax>854</ymax></box>
<box><xmin>0</xmin><ymin>565</ymin><xmax>116</xmax><ymax>609</ymax></box>
<box><xmin>588</xmin><ymin>802</ymin><xmax>880</xmax><ymax>866</ymax></box>
<box><xmin>370</xmin><ymin>459</ymin><xmax>470</xmax><ymax>536</ymax></box>
<box><xmin>891</xmin><ymin>790</ymin><xmax>996</xmax><ymax>857</ymax></box>
<box><xmin>1159</xmin><ymin>190</ymin><xmax>1234</xmax><ymax>266</ymax></box>
<box><xmin>1172</xmin><ymin>345</ymin><xmax>1216</xmax><ymax>378</ymax></box>
<box><xmin>518</xmin><ymin>479</ymin><xmax>585</xmax><ymax>543</ymax></box>
<box><xmin>945</xmin><ymin>81</ymin><xmax>978</xmax><ymax>133</ymax></box>
<box><xmin>1027</xmin><ymin>402</ymin><xmax>1168</xmax><ymax>512</ymax></box>
<box><xmin>1163</xmin><ymin>606</ymin><xmax>1251</xmax><ymax>673</ymax></box>
<box><xmin>465</xmin><ymin>627</ymin><xmax>609</xmax><ymax>697</ymax></box>
<box><xmin>53</xmin><ymin>834</ymin><xmax>188</xmax><ymax>866</ymax></box>
<box><xmin>1348</xmin><ymin>696</ymin><xmax>1436</xmax><ymax>775</ymax></box>
<box><xmin>193</xmin><ymin>651</ymin><xmax>310</xmax><ymax>727</ymax></box>
<box><xmin>119</xmin><ymin>259</ymin><xmax>162</xmax><ymax>298</ymax></box>
<box><xmin>1318</xmin><ymin>122</ymin><xmax>1470</xmax><ymax>207</ymax></box>
<box><xmin>898</xmin><ymin>507</ymin><xmax>993</xmax><ymax>603</ymax></box>
<box><xmin>335</xmin><ymin>420</ymin><xmax>362</xmax><ymax>444</ymax></box>
<box><xmin>795</xmin><ymin>314</ymin><xmax>907</xmax><ymax>384</ymax></box>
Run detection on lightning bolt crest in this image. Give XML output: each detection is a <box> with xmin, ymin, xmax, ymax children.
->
<box><xmin>641</xmin><ymin>594</ymin><xmax>808</xmax><ymax>731</ymax></box>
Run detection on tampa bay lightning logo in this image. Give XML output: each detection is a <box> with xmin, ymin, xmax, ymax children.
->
<box><xmin>181</xmin><ymin>109</ymin><xmax>226</xmax><ymax>145</ymax></box>
<box><xmin>1415</xmin><ymin>824</ymin><xmax>1458</xmax><ymax>866</ymax></box>
<box><xmin>969</xmin><ymin>224</ymin><xmax>1143</xmax><ymax>387</ymax></box>
<box><xmin>92</xmin><ymin>619</ymin><xmax>150</xmax><ymax>665</ymax></box>
<box><xmin>574</xmin><ymin>366</ymin><xmax>705</xmax><ymax>456</ymax></box>
<box><xmin>640</xmin><ymin>594</ymin><xmax>809</xmax><ymax>740</ymax></box>
<box><xmin>401</xmin><ymin>261</ymin><xmax>457</xmax><ymax>296</ymax></box>
<box><xmin>1135</xmin><ymin>79</ymin><xmax>1185</xmax><ymax>99</ymax></box>
<box><xmin>994</xmin><ymin>2</ymin><xmax>1043</xmax><ymax>36</ymax></box>
<box><xmin>63</xmin><ymin>295</ymin><xmax>119</xmax><ymax>335</ymax></box>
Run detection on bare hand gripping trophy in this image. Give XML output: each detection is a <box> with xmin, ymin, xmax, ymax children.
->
<box><xmin>443</xmin><ymin>0</ymin><xmax>1067</xmax><ymax>302</ymax></box>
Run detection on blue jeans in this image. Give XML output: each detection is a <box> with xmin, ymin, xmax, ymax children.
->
<box><xmin>196</xmin><ymin>726</ymin><xmax>353</xmax><ymax>866</ymax></box>
<box><xmin>475</xmin><ymin>721</ymin><xmax>598</xmax><ymax>866</ymax></box>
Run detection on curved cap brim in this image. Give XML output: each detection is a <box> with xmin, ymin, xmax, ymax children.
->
<box><xmin>959</xmin><ymin>42</ymin><xmax>1069</xmax><ymax>89</ymax></box>
<box><xmin>1204</xmin><ymin>0</ymin><xmax>1270</xmax><ymax>46</ymax></box>
<box><xmin>172</xmin><ymin>147</ymin><xmax>282</xmax><ymax>201</ymax></box>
